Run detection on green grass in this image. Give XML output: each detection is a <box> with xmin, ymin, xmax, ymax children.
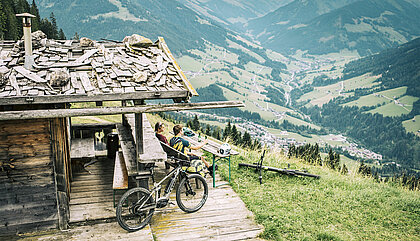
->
<box><xmin>366</xmin><ymin>102</ymin><xmax>411</xmax><ymax>117</ymax></box>
<box><xmin>403</xmin><ymin>115</ymin><xmax>420</xmax><ymax>134</ymax></box>
<box><xmin>216</xmin><ymin>150</ymin><xmax>420</xmax><ymax>241</ymax></box>
<box><xmin>398</xmin><ymin>96</ymin><xmax>419</xmax><ymax>108</ymax></box>
<box><xmin>344</xmin><ymin>94</ymin><xmax>388</xmax><ymax>107</ymax></box>
<box><xmin>226</xmin><ymin>38</ymin><xmax>265</xmax><ymax>63</ymax></box>
<box><xmin>177</xmin><ymin>55</ymin><xmax>204</xmax><ymax>72</ymax></box>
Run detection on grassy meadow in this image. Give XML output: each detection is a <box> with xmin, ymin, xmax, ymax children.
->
<box><xmin>215</xmin><ymin>150</ymin><xmax>420</xmax><ymax>241</ymax></box>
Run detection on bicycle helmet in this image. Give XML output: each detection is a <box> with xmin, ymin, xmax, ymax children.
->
<box><xmin>182</xmin><ymin>127</ymin><xmax>195</xmax><ymax>137</ymax></box>
<box><xmin>219</xmin><ymin>143</ymin><xmax>231</xmax><ymax>155</ymax></box>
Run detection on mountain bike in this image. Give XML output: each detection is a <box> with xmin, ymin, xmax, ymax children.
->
<box><xmin>239</xmin><ymin>150</ymin><xmax>320</xmax><ymax>184</ymax></box>
<box><xmin>116</xmin><ymin>158</ymin><xmax>208</xmax><ymax>232</ymax></box>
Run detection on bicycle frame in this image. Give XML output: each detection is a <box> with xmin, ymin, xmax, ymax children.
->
<box><xmin>137</xmin><ymin>163</ymin><xmax>186</xmax><ymax>211</ymax></box>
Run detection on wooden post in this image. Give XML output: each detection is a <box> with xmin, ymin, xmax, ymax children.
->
<box><xmin>122</xmin><ymin>100</ymin><xmax>128</xmax><ymax>126</ymax></box>
<box><xmin>134</xmin><ymin>100</ymin><xmax>148</xmax><ymax>189</ymax></box>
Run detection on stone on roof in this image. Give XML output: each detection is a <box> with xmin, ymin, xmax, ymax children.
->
<box><xmin>0</xmin><ymin>32</ymin><xmax>196</xmax><ymax>105</ymax></box>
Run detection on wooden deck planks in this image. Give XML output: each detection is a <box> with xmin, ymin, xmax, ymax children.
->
<box><xmin>69</xmin><ymin>157</ymin><xmax>117</xmax><ymax>223</ymax></box>
<box><xmin>149</xmin><ymin>163</ymin><xmax>263</xmax><ymax>241</ymax></box>
<box><xmin>68</xmin><ymin>159</ymin><xmax>262</xmax><ymax>240</ymax></box>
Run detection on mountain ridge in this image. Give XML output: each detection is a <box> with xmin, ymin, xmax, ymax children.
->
<box><xmin>249</xmin><ymin>0</ymin><xmax>420</xmax><ymax>56</ymax></box>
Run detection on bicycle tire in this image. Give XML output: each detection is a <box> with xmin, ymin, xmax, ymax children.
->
<box><xmin>116</xmin><ymin>187</ymin><xmax>155</xmax><ymax>232</ymax></box>
<box><xmin>176</xmin><ymin>174</ymin><xmax>208</xmax><ymax>213</ymax></box>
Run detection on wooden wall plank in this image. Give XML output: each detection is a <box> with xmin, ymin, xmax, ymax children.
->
<box><xmin>0</xmin><ymin>119</ymin><xmax>59</xmax><ymax>235</ymax></box>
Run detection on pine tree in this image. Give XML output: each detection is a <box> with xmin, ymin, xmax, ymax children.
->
<box><xmin>49</xmin><ymin>12</ymin><xmax>58</xmax><ymax>39</ymax></box>
<box><xmin>73</xmin><ymin>32</ymin><xmax>80</xmax><ymax>40</ymax></box>
<box><xmin>15</xmin><ymin>0</ymin><xmax>30</xmax><ymax>37</ymax></box>
<box><xmin>242</xmin><ymin>131</ymin><xmax>252</xmax><ymax>148</ymax></box>
<box><xmin>192</xmin><ymin>115</ymin><xmax>200</xmax><ymax>131</ymax></box>
<box><xmin>205</xmin><ymin>124</ymin><xmax>211</xmax><ymax>136</ymax></box>
<box><xmin>223</xmin><ymin>121</ymin><xmax>231</xmax><ymax>140</ymax></box>
<box><xmin>0</xmin><ymin>1</ymin><xmax>7</xmax><ymax>39</ymax></box>
<box><xmin>186</xmin><ymin>120</ymin><xmax>192</xmax><ymax>129</ymax></box>
<box><xmin>58</xmin><ymin>28</ymin><xmax>66</xmax><ymax>40</ymax></box>
<box><xmin>2</xmin><ymin>0</ymin><xmax>19</xmax><ymax>40</ymax></box>
<box><xmin>231</xmin><ymin>125</ymin><xmax>238</xmax><ymax>143</ymax></box>
<box><xmin>341</xmin><ymin>164</ymin><xmax>348</xmax><ymax>175</ymax></box>
<box><xmin>29</xmin><ymin>0</ymin><xmax>40</xmax><ymax>31</ymax></box>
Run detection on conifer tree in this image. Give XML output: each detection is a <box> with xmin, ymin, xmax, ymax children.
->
<box><xmin>58</xmin><ymin>28</ymin><xmax>66</xmax><ymax>40</ymax></box>
<box><xmin>2</xmin><ymin>0</ymin><xmax>19</xmax><ymax>40</ymax></box>
<box><xmin>49</xmin><ymin>12</ymin><xmax>58</xmax><ymax>39</ymax></box>
<box><xmin>192</xmin><ymin>115</ymin><xmax>200</xmax><ymax>131</ymax></box>
<box><xmin>73</xmin><ymin>32</ymin><xmax>80</xmax><ymax>40</ymax></box>
<box><xmin>231</xmin><ymin>125</ymin><xmax>238</xmax><ymax>143</ymax></box>
<box><xmin>341</xmin><ymin>164</ymin><xmax>348</xmax><ymax>175</ymax></box>
<box><xmin>29</xmin><ymin>0</ymin><xmax>40</xmax><ymax>31</ymax></box>
<box><xmin>223</xmin><ymin>121</ymin><xmax>231</xmax><ymax>140</ymax></box>
<box><xmin>242</xmin><ymin>131</ymin><xmax>252</xmax><ymax>147</ymax></box>
<box><xmin>0</xmin><ymin>1</ymin><xmax>6</xmax><ymax>39</ymax></box>
<box><xmin>205</xmin><ymin>124</ymin><xmax>211</xmax><ymax>136</ymax></box>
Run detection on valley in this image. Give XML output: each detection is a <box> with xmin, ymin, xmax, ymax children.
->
<box><xmin>34</xmin><ymin>0</ymin><xmax>420</xmax><ymax>175</ymax></box>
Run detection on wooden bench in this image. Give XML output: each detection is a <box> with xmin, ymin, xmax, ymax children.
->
<box><xmin>115</xmin><ymin>123</ymin><xmax>137</xmax><ymax>177</ymax></box>
<box><xmin>113</xmin><ymin>151</ymin><xmax>128</xmax><ymax>207</ymax></box>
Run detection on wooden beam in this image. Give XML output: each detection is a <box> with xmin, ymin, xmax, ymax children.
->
<box><xmin>0</xmin><ymin>90</ymin><xmax>190</xmax><ymax>105</ymax></box>
<box><xmin>0</xmin><ymin>101</ymin><xmax>245</xmax><ymax>120</ymax></box>
<box><xmin>135</xmin><ymin>113</ymin><xmax>143</xmax><ymax>155</ymax></box>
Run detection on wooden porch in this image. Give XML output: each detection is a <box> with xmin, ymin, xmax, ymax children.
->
<box><xmin>68</xmin><ymin>159</ymin><xmax>263</xmax><ymax>240</ymax></box>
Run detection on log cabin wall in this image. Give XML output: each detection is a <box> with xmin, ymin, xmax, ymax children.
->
<box><xmin>0</xmin><ymin>117</ymin><xmax>71</xmax><ymax>234</ymax></box>
<box><xmin>0</xmin><ymin>119</ymin><xmax>57</xmax><ymax>234</ymax></box>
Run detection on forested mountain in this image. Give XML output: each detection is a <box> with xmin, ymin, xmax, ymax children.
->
<box><xmin>36</xmin><ymin>0</ymin><xmax>232</xmax><ymax>54</ymax></box>
<box><xmin>177</xmin><ymin>0</ymin><xmax>292</xmax><ymax>30</ymax></box>
<box><xmin>0</xmin><ymin>0</ymin><xmax>65</xmax><ymax>40</ymax></box>
<box><xmin>249</xmin><ymin>0</ymin><xmax>420</xmax><ymax>56</ymax></box>
<box><xmin>343</xmin><ymin>37</ymin><xmax>420</xmax><ymax>100</ymax></box>
<box><xmin>247</xmin><ymin>0</ymin><xmax>359</xmax><ymax>38</ymax></box>
<box><xmin>297</xmin><ymin>38</ymin><xmax>420</xmax><ymax>174</ymax></box>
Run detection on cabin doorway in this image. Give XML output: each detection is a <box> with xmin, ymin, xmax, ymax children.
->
<box><xmin>69</xmin><ymin>124</ymin><xmax>117</xmax><ymax>223</ymax></box>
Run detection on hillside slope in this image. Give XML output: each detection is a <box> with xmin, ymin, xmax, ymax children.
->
<box><xmin>247</xmin><ymin>0</ymin><xmax>358</xmax><ymax>37</ymax></box>
<box><xmin>37</xmin><ymin>0</ymin><xmax>230</xmax><ymax>53</ymax></box>
<box><xmin>250</xmin><ymin>0</ymin><xmax>420</xmax><ymax>56</ymax></box>
<box><xmin>223</xmin><ymin>150</ymin><xmax>420</xmax><ymax>240</ymax></box>
<box><xmin>177</xmin><ymin>0</ymin><xmax>292</xmax><ymax>29</ymax></box>
<box><xmin>343</xmin><ymin>37</ymin><xmax>420</xmax><ymax>100</ymax></box>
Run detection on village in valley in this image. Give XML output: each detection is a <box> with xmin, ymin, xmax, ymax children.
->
<box><xmin>181</xmin><ymin>111</ymin><xmax>384</xmax><ymax>162</ymax></box>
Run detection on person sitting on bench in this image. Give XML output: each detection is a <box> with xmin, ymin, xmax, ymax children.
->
<box><xmin>155</xmin><ymin>122</ymin><xmax>169</xmax><ymax>145</ymax></box>
<box><xmin>170</xmin><ymin>124</ymin><xmax>213</xmax><ymax>175</ymax></box>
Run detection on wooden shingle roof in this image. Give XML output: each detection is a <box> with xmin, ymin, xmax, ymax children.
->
<box><xmin>0</xmin><ymin>35</ymin><xmax>197</xmax><ymax>106</ymax></box>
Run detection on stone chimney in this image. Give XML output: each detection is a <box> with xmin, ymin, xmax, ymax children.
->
<box><xmin>16</xmin><ymin>13</ymin><xmax>36</xmax><ymax>69</ymax></box>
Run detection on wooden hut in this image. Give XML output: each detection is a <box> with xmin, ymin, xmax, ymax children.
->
<box><xmin>0</xmin><ymin>26</ymin><xmax>243</xmax><ymax>234</ymax></box>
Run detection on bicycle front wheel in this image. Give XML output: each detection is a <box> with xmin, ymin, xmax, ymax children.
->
<box><xmin>176</xmin><ymin>174</ymin><xmax>208</xmax><ymax>213</ymax></box>
<box><xmin>116</xmin><ymin>187</ymin><xmax>155</xmax><ymax>232</ymax></box>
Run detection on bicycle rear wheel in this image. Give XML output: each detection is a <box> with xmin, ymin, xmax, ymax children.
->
<box><xmin>176</xmin><ymin>174</ymin><xmax>208</xmax><ymax>213</ymax></box>
<box><xmin>116</xmin><ymin>187</ymin><xmax>155</xmax><ymax>232</ymax></box>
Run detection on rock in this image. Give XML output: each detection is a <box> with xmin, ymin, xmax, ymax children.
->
<box><xmin>123</xmin><ymin>34</ymin><xmax>153</xmax><ymax>48</ymax></box>
<box><xmin>15</xmin><ymin>30</ymin><xmax>47</xmax><ymax>49</ymax></box>
<box><xmin>32</xmin><ymin>30</ymin><xmax>47</xmax><ymax>41</ymax></box>
<box><xmin>133</xmin><ymin>71</ymin><xmax>148</xmax><ymax>83</ymax></box>
<box><xmin>49</xmin><ymin>68</ymin><xmax>70</xmax><ymax>87</ymax></box>
<box><xmin>80</xmin><ymin>37</ymin><xmax>94</xmax><ymax>47</ymax></box>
